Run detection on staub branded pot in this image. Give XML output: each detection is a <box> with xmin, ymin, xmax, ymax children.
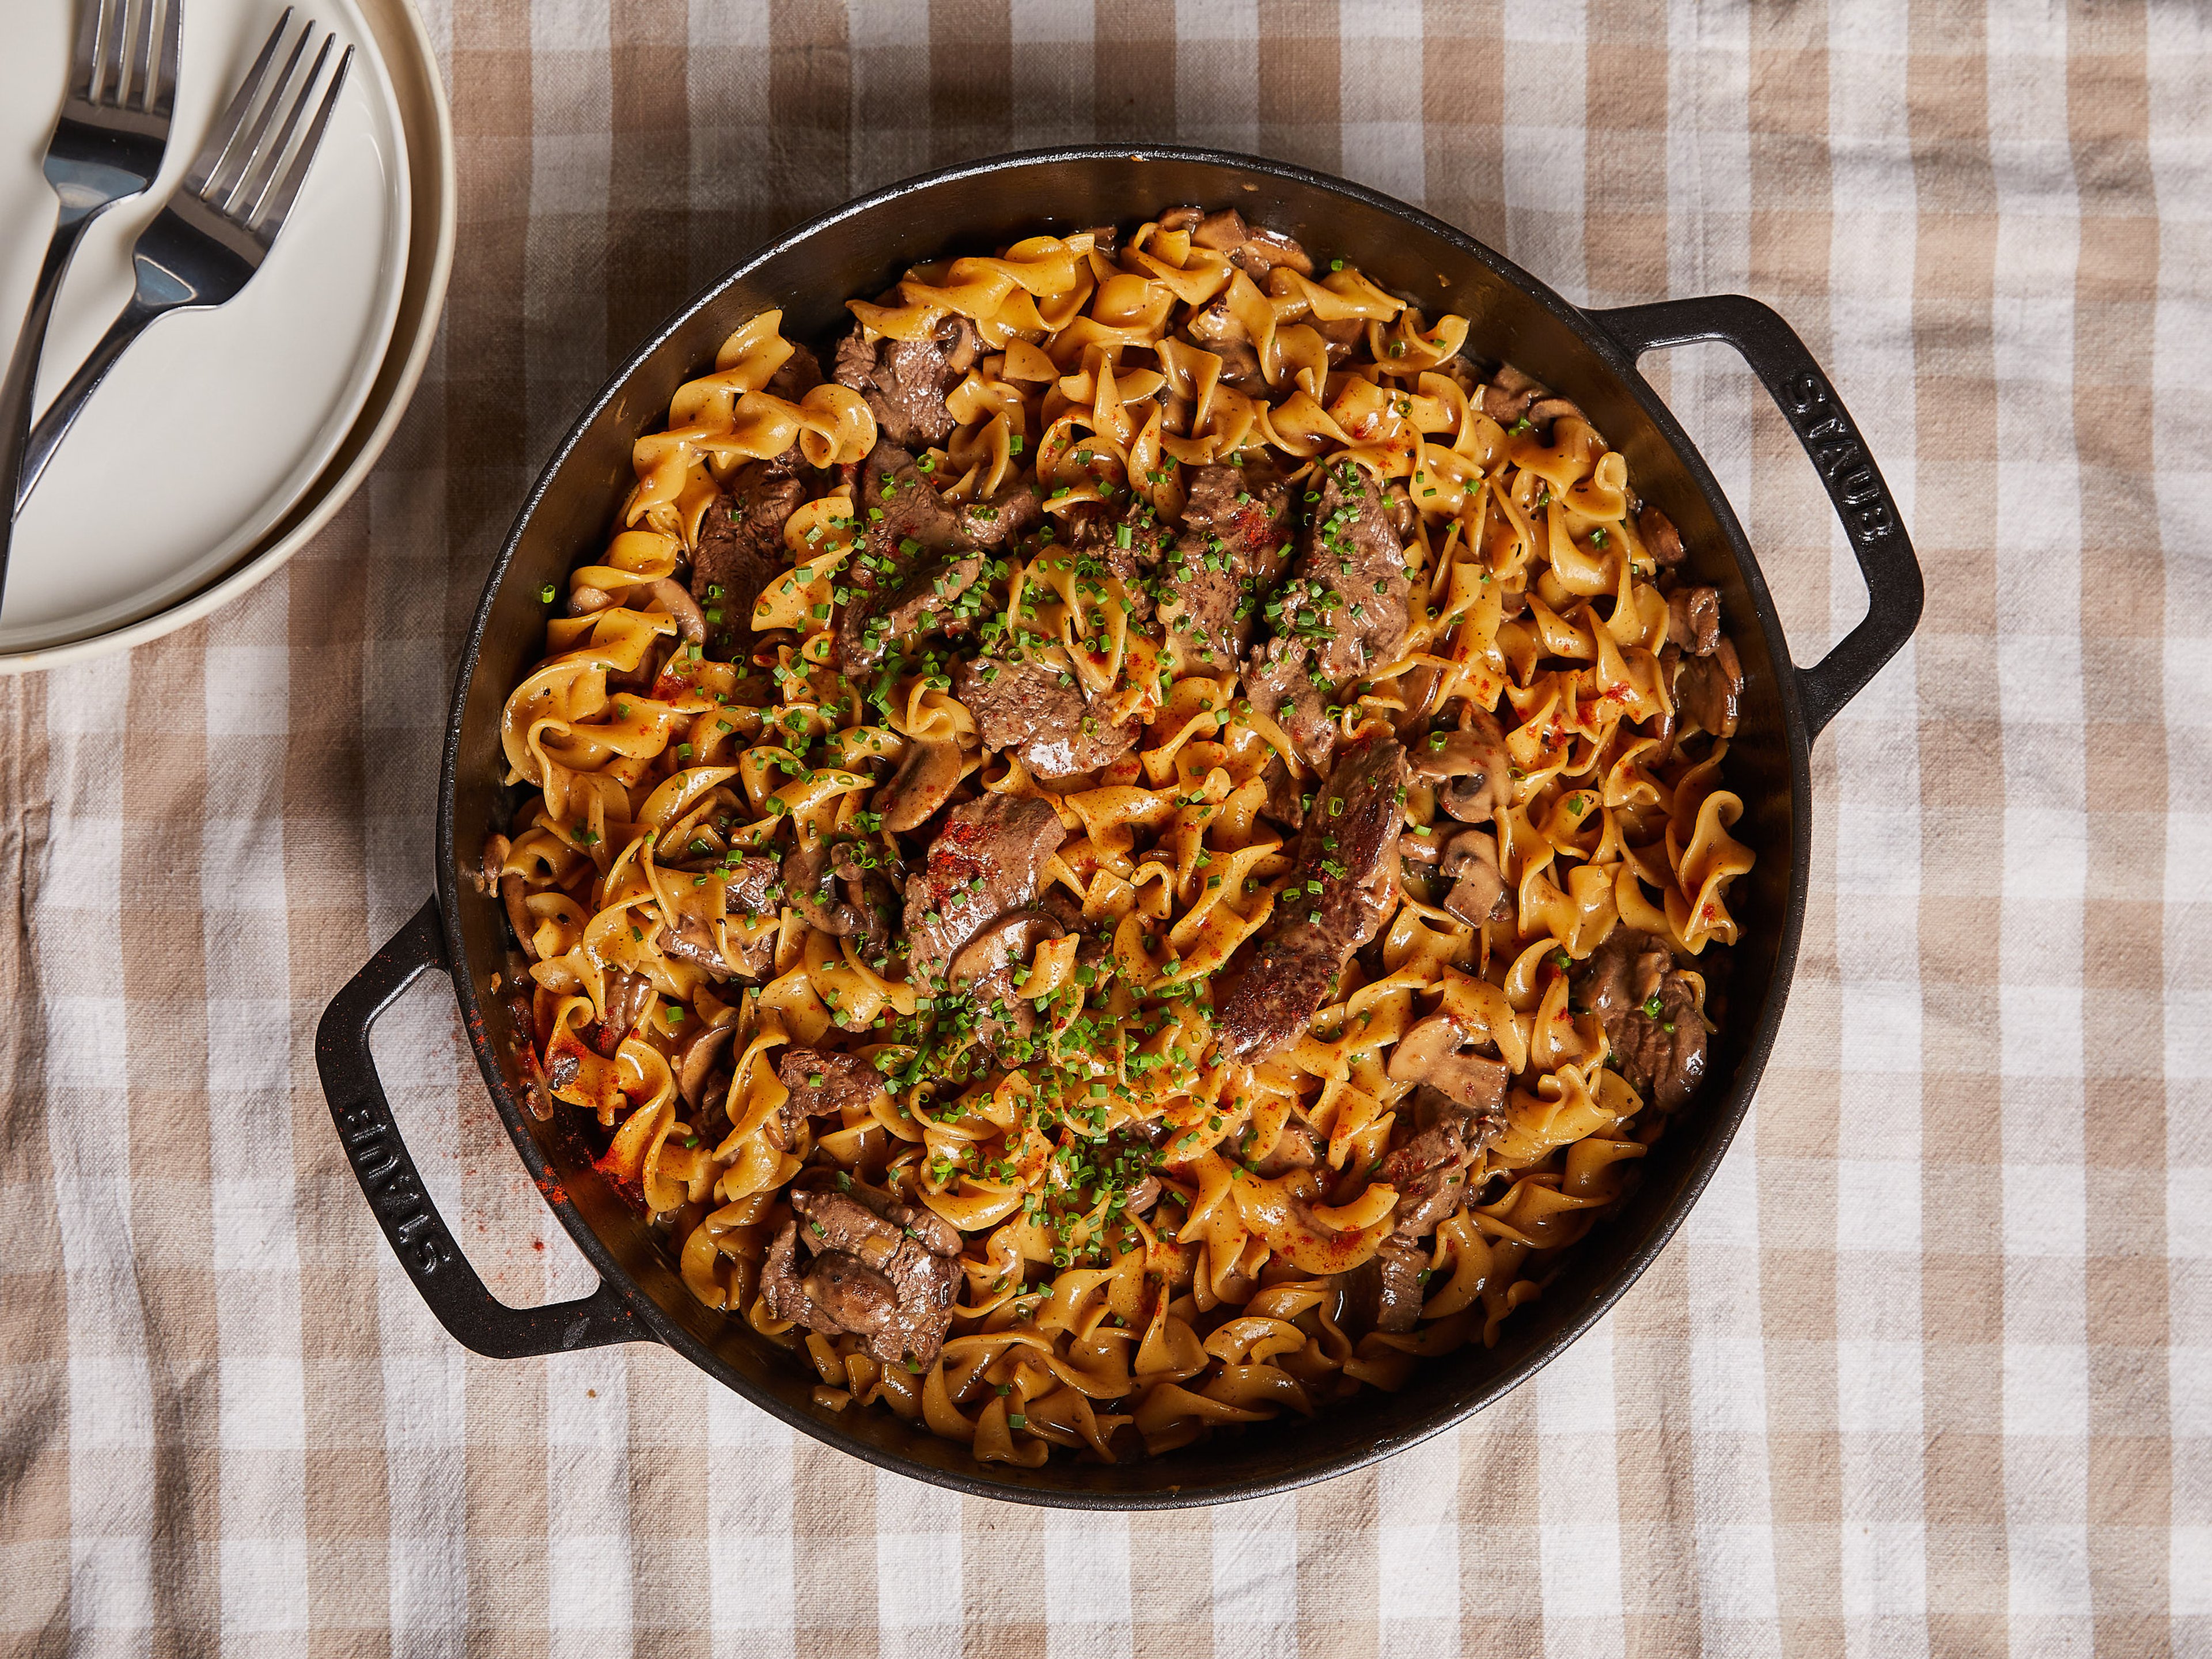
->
<box><xmin>319</xmin><ymin>147</ymin><xmax>1920</xmax><ymax>1508</ymax></box>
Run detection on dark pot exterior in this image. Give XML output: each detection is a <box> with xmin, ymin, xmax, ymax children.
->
<box><xmin>319</xmin><ymin>146</ymin><xmax>1921</xmax><ymax>1508</ymax></box>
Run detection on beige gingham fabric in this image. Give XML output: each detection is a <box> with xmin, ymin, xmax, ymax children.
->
<box><xmin>3</xmin><ymin>1</ymin><xmax>2206</xmax><ymax>1652</ymax></box>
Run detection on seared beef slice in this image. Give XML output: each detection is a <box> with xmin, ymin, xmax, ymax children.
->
<box><xmin>759</xmin><ymin>1184</ymin><xmax>961</xmax><ymax>1367</ymax></box>
<box><xmin>833</xmin><ymin>315</ymin><xmax>979</xmax><ymax>450</ymax></box>
<box><xmin>902</xmin><ymin>794</ymin><xmax>1069</xmax><ymax>986</ymax></box>
<box><xmin>1156</xmin><ymin>463</ymin><xmax>1292</xmax><ymax>672</ymax></box>
<box><xmin>952</xmin><ymin>657</ymin><xmax>1139</xmax><ymax>783</ymax></box>
<box><xmin>1215</xmin><ymin>733</ymin><xmax>1407</xmax><ymax>1065</ymax></box>
<box><xmin>835</xmin><ymin>440</ymin><xmax>987</xmax><ymax>671</ymax></box>
<box><xmin>1244</xmin><ymin>459</ymin><xmax>1410</xmax><ymax>770</ymax></box>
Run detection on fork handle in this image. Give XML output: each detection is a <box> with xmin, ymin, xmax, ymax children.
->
<box><xmin>13</xmin><ymin>289</ymin><xmax>173</xmax><ymax>517</ymax></box>
<box><xmin>0</xmin><ymin>210</ymin><xmax>100</xmax><ymax>582</ymax></box>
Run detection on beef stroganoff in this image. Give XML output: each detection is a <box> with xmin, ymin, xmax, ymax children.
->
<box><xmin>484</xmin><ymin>206</ymin><xmax>1753</xmax><ymax>1465</ymax></box>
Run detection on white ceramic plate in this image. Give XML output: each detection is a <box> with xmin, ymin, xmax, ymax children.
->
<box><xmin>0</xmin><ymin>0</ymin><xmax>412</xmax><ymax>654</ymax></box>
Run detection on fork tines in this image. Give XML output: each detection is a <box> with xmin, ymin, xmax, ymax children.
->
<box><xmin>68</xmin><ymin>0</ymin><xmax>181</xmax><ymax>120</ymax></box>
<box><xmin>185</xmin><ymin>9</ymin><xmax>355</xmax><ymax>241</ymax></box>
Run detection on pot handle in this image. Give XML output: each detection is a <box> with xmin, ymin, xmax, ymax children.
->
<box><xmin>316</xmin><ymin>899</ymin><xmax>645</xmax><ymax>1358</ymax></box>
<box><xmin>1588</xmin><ymin>294</ymin><xmax>1923</xmax><ymax>740</ymax></box>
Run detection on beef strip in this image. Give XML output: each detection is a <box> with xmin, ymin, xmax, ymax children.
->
<box><xmin>759</xmin><ymin>1184</ymin><xmax>962</xmax><ymax>1368</ymax></box>
<box><xmin>710</xmin><ymin>855</ymin><xmax>782</xmax><ymax>918</ymax></box>
<box><xmin>1241</xmin><ymin>459</ymin><xmax>1411</xmax><ymax>771</ymax></box>
<box><xmin>1338</xmin><ymin>1073</ymin><xmax>1509</xmax><ymax>1335</ymax></box>
<box><xmin>1155</xmin><ymin>461</ymin><xmax>1293</xmax><ymax>672</ymax></box>
<box><xmin>832</xmin><ymin>314</ymin><xmax>980</xmax><ymax>450</ymax></box>
<box><xmin>1667</xmin><ymin>585</ymin><xmax>1722</xmax><ymax>656</ymax></box>
<box><xmin>1243</xmin><ymin>643</ymin><xmax>1336</xmax><ymax>772</ymax></box>
<box><xmin>901</xmin><ymin>794</ymin><xmax>1069</xmax><ymax>987</ymax></box>
<box><xmin>777</xmin><ymin>1047</ymin><xmax>886</xmax><ymax>1138</ymax></box>
<box><xmin>1260</xmin><ymin>756</ymin><xmax>1308</xmax><ymax>833</ymax></box>
<box><xmin>1293</xmin><ymin>459</ymin><xmax>1411</xmax><ymax>685</ymax></box>
<box><xmin>836</xmin><ymin>440</ymin><xmax>990</xmax><ymax>671</ymax></box>
<box><xmin>952</xmin><ymin>657</ymin><xmax>1139</xmax><ymax>783</ymax></box>
<box><xmin>691</xmin><ymin>461</ymin><xmax>806</xmax><ymax>661</ymax></box>
<box><xmin>1214</xmin><ymin>733</ymin><xmax>1407</xmax><ymax>1066</ymax></box>
<box><xmin>766</xmin><ymin>342</ymin><xmax>821</xmax><ymax>403</ymax></box>
<box><xmin>1385</xmin><ymin>1082</ymin><xmax>1505</xmax><ymax>1230</ymax></box>
<box><xmin>957</xmin><ymin>479</ymin><xmax>1042</xmax><ymax>549</ymax></box>
<box><xmin>1067</xmin><ymin>498</ymin><xmax>1170</xmax><ymax>620</ymax></box>
<box><xmin>587</xmin><ymin>968</ymin><xmax>654</xmax><ymax>1056</ymax></box>
<box><xmin>1574</xmin><ymin>927</ymin><xmax>1708</xmax><ymax>1111</ymax></box>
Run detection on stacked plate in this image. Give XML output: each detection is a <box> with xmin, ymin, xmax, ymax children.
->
<box><xmin>0</xmin><ymin>0</ymin><xmax>453</xmax><ymax>669</ymax></box>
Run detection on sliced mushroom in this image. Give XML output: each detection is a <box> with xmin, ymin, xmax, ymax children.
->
<box><xmin>1645</xmin><ymin>643</ymin><xmax>1683</xmax><ymax>766</ymax></box>
<box><xmin>676</xmin><ymin>1021</ymin><xmax>736</xmax><ymax>1111</ymax></box>
<box><xmin>1410</xmin><ymin>728</ymin><xmax>1497</xmax><ymax>779</ymax></box>
<box><xmin>1397</xmin><ymin>824</ymin><xmax>1443</xmax><ymax>866</ymax></box>
<box><xmin>781</xmin><ymin>840</ymin><xmax>865</xmax><ymax>936</ymax></box>
<box><xmin>1638</xmin><ymin>504</ymin><xmax>1685</xmax><ymax>567</ymax></box>
<box><xmin>1525</xmin><ymin>395</ymin><xmax>1587</xmax><ymax>428</ymax></box>
<box><xmin>588</xmin><ymin>968</ymin><xmax>654</xmax><ymax>1058</ymax></box>
<box><xmin>843</xmin><ymin>872</ymin><xmax>899</xmax><ymax>956</ymax></box>
<box><xmin>566</xmin><ymin>585</ymin><xmax>614</xmax><ymax>617</ymax></box>
<box><xmin>647</xmin><ymin>577</ymin><xmax>707</xmax><ymax>645</ymax></box>
<box><xmin>500</xmin><ymin>873</ymin><xmax>536</xmax><ymax>960</ymax></box>
<box><xmin>1666</xmin><ymin>585</ymin><xmax>1721</xmax><ymax>657</ymax></box>
<box><xmin>877</xmin><ymin>737</ymin><xmax>965</xmax><ymax>834</ymax></box>
<box><xmin>1251</xmin><ymin>1117</ymin><xmax>1324</xmax><ymax>1179</ymax></box>
<box><xmin>1392</xmin><ymin>662</ymin><xmax>1443</xmax><ymax>738</ymax></box>
<box><xmin>1388</xmin><ymin>1012</ymin><xmax>1510</xmax><ymax>1115</ymax></box>
<box><xmin>947</xmin><ymin>907</ymin><xmax>1064</xmax><ymax>989</ymax></box>
<box><xmin>1676</xmin><ymin>636</ymin><xmax>1742</xmax><ymax>739</ymax></box>
<box><xmin>503</xmin><ymin>990</ymin><xmax>554</xmax><ymax>1122</ymax></box>
<box><xmin>1437</xmin><ymin>828</ymin><xmax>1506</xmax><ymax>927</ymax></box>
<box><xmin>828</xmin><ymin>840</ymin><xmax>874</xmax><ymax>884</ymax></box>
<box><xmin>658</xmin><ymin>917</ymin><xmax>771</xmax><ymax>981</ymax></box>
<box><xmin>1413</xmin><ymin>707</ymin><xmax>1512</xmax><ymax>825</ymax></box>
<box><xmin>949</xmin><ymin>907</ymin><xmax>1065</xmax><ymax>1050</ymax></box>
<box><xmin>1479</xmin><ymin>366</ymin><xmax>1543</xmax><ymax>426</ymax></box>
<box><xmin>1192</xmin><ymin>208</ymin><xmax>1316</xmax><ymax>276</ymax></box>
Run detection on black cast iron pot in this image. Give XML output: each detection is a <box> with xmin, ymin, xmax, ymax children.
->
<box><xmin>319</xmin><ymin>146</ymin><xmax>1920</xmax><ymax>1508</ymax></box>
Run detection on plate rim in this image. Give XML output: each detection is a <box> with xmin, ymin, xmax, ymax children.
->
<box><xmin>0</xmin><ymin>0</ymin><xmax>456</xmax><ymax>673</ymax></box>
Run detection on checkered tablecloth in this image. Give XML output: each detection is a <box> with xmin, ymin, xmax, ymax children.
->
<box><xmin>4</xmin><ymin>1</ymin><xmax>2205</xmax><ymax>1652</ymax></box>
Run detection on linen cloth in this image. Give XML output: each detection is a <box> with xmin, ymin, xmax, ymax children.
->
<box><xmin>3</xmin><ymin>0</ymin><xmax>2205</xmax><ymax>1652</ymax></box>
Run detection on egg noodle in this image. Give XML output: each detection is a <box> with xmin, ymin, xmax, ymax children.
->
<box><xmin>484</xmin><ymin>210</ymin><xmax>1754</xmax><ymax>1466</ymax></box>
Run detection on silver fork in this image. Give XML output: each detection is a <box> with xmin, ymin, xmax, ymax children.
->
<box><xmin>0</xmin><ymin>0</ymin><xmax>181</xmax><ymax>600</ymax></box>
<box><xmin>13</xmin><ymin>9</ymin><xmax>355</xmax><ymax>518</ymax></box>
